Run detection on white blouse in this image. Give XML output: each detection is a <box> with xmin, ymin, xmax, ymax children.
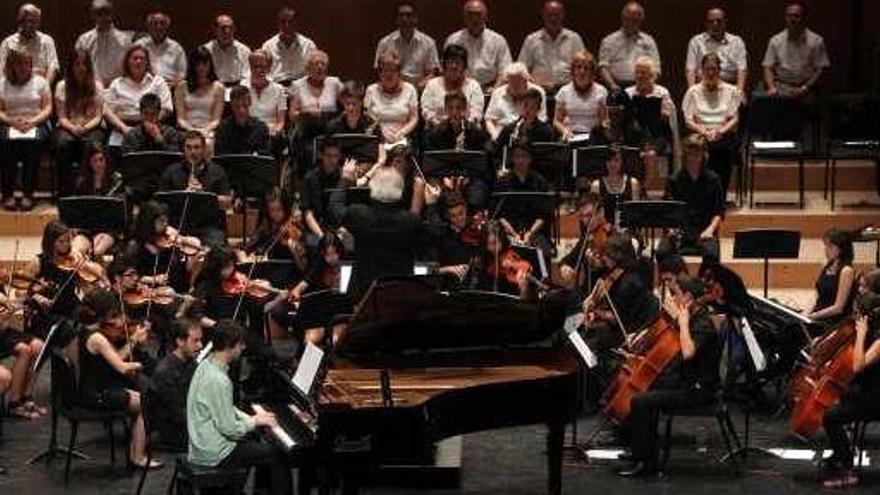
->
<box><xmin>484</xmin><ymin>82</ymin><xmax>547</xmax><ymax>127</ymax></box>
<box><xmin>245</xmin><ymin>79</ymin><xmax>288</xmax><ymax>129</ymax></box>
<box><xmin>0</xmin><ymin>75</ymin><xmax>50</xmax><ymax>119</ymax></box>
<box><xmin>555</xmin><ymin>81</ymin><xmax>608</xmax><ymax>134</ymax></box>
<box><xmin>181</xmin><ymin>82</ymin><xmax>222</xmax><ymax>130</ymax></box>
<box><xmin>55</xmin><ymin>79</ymin><xmax>105</xmax><ymax>124</ymax></box>
<box><xmin>105</xmin><ymin>73</ymin><xmax>172</xmax><ymax>122</ymax></box>
<box><xmin>420</xmin><ymin>76</ymin><xmax>484</xmax><ymax>124</ymax></box>
<box><xmin>364</xmin><ymin>81</ymin><xmax>418</xmax><ymax>136</ymax></box>
<box><xmin>681</xmin><ymin>81</ymin><xmax>740</xmax><ymax>130</ymax></box>
<box><xmin>290</xmin><ymin>76</ymin><xmax>343</xmax><ymax>116</ymax></box>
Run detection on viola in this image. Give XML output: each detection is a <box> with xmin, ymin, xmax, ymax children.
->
<box><xmin>602</xmin><ymin>311</ymin><xmax>682</xmax><ymax>421</ymax></box>
<box><xmin>153</xmin><ymin>227</ymin><xmax>207</xmax><ymax>256</ymax></box>
<box><xmin>122</xmin><ymin>286</ymin><xmax>180</xmax><ymax>307</ymax></box>
<box><xmin>280</xmin><ymin>217</ymin><xmax>303</xmax><ymax>244</ymax></box>
<box><xmin>222</xmin><ymin>271</ymin><xmax>283</xmax><ymax>300</ymax></box>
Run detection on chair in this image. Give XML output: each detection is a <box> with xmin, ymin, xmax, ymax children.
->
<box><xmin>825</xmin><ymin>94</ymin><xmax>880</xmax><ymax>210</ymax></box>
<box><xmin>747</xmin><ymin>96</ymin><xmax>808</xmax><ymax>208</ymax></box>
<box><xmin>168</xmin><ymin>454</ymin><xmax>250</xmax><ymax>495</ymax></box>
<box><xmin>48</xmin><ymin>348</ymin><xmax>129</xmax><ymax>485</ymax></box>
<box><xmin>136</xmin><ymin>385</ymin><xmax>186</xmax><ymax>495</ymax></box>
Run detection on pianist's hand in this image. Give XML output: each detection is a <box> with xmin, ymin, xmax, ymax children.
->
<box><xmin>253</xmin><ymin>410</ymin><xmax>278</xmax><ymax>429</ymax></box>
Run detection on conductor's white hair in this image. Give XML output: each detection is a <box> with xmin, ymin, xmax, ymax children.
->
<box><xmin>369</xmin><ymin>167</ymin><xmax>404</xmax><ymax>203</ymax></box>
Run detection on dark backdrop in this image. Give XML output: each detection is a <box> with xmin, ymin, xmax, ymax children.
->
<box><xmin>0</xmin><ymin>0</ymin><xmax>870</xmax><ymax>99</ymax></box>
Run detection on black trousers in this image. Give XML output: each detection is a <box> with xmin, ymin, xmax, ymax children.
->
<box><xmin>707</xmin><ymin>133</ymin><xmax>739</xmax><ymax>198</ymax></box>
<box><xmin>629</xmin><ymin>387</ymin><xmax>715</xmax><ymax>465</ymax></box>
<box><xmin>0</xmin><ymin>125</ymin><xmax>49</xmax><ymax>198</ymax></box>
<box><xmin>823</xmin><ymin>390</ymin><xmax>880</xmax><ymax>469</ymax></box>
<box><xmin>215</xmin><ymin>440</ymin><xmax>291</xmax><ymax>495</ymax></box>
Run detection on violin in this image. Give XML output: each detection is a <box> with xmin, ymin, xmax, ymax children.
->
<box><xmin>279</xmin><ymin>216</ymin><xmax>303</xmax><ymax>244</ymax></box>
<box><xmin>98</xmin><ymin>318</ymin><xmax>149</xmax><ymax>348</ymax></box>
<box><xmin>582</xmin><ymin>266</ymin><xmax>624</xmax><ymax>315</ymax></box>
<box><xmin>153</xmin><ymin>227</ymin><xmax>207</xmax><ymax>256</ymax></box>
<box><xmin>57</xmin><ymin>252</ymin><xmax>107</xmax><ymax>285</ymax></box>
<box><xmin>222</xmin><ymin>271</ymin><xmax>283</xmax><ymax>300</ymax></box>
<box><xmin>122</xmin><ymin>286</ymin><xmax>181</xmax><ymax>307</ymax></box>
<box><xmin>485</xmin><ymin>248</ymin><xmax>548</xmax><ymax>290</ymax></box>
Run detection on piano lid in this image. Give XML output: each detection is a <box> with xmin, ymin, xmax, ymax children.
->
<box><xmin>335</xmin><ymin>277</ymin><xmax>568</xmax><ymax>358</ymax></box>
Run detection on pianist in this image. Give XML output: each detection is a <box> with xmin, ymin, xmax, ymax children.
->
<box><xmin>149</xmin><ymin>319</ymin><xmax>202</xmax><ymax>451</ymax></box>
<box><xmin>186</xmin><ymin>320</ymin><xmax>292</xmax><ymax>495</ymax></box>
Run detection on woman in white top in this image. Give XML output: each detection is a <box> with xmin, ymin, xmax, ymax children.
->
<box><xmin>246</xmin><ymin>49</ymin><xmax>287</xmax><ymax>138</ymax></box>
<box><xmin>55</xmin><ymin>49</ymin><xmax>106</xmax><ymax>197</ymax></box>
<box><xmin>420</xmin><ymin>44</ymin><xmax>484</xmax><ymax>126</ymax></box>
<box><xmin>289</xmin><ymin>50</ymin><xmax>343</xmax><ymax>121</ymax></box>
<box><xmin>104</xmin><ymin>45</ymin><xmax>173</xmax><ymax>137</ymax></box>
<box><xmin>681</xmin><ymin>53</ymin><xmax>740</xmax><ymax>195</ymax></box>
<box><xmin>625</xmin><ymin>55</ymin><xmax>679</xmax><ymax>178</ymax></box>
<box><xmin>554</xmin><ymin>49</ymin><xmax>608</xmax><ymax>141</ymax></box>
<box><xmin>484</xmin><ymin>62</ymin><xmax>547</xmax><ymax>141</ymax></box>
<box><xmin>364</xmin><ymin>49</ymin><xmax>419</xmax><ymax>145</ymax></box>
<box><xmin>0</xmin><ymin>48</ymin><xmax>52</xmax><ymax>210</ymax></box>
<box><xmin>174</xmin><ymin>47</ymin><xmax>224</xmax><ymax>153</ymax></box>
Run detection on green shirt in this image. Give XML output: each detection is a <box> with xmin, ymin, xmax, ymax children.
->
<box><xmin>186</xmin><ymin>357</ymin><xmax>254</xmax><ymax>466</ymax></box>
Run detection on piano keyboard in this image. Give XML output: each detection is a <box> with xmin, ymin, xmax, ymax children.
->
<box><xmin>252</xmin><ymin>404</ymin><xmax>297</xmax><ymax>452</ymax></box>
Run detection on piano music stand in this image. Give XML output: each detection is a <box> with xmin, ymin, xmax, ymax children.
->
<box><xmin>316</xmin><ymin>133</ymin><xmax>380</xmax><ymax>164</ymax></box>
<box><xmin>619</xmin><ymin>200</ymin><xmax>686</xmax><ymax>257</ymax></box>
<box><xmin>422</xmin><ymin>150</ymin><xmax>490</xmax><ymax>180</ymax></box>
<box><xmin>733</xmin><ymin>229</ymin><xmax>801</xmax><ymax>298</ymax></box>
<box><xmin>153</xmin><ymin>191</ymin><xmax>221</xmax><ymax>235</ymax></box>
<box><xmin>120</xmin><ymin>151</ymin><xmax>183</xmax><ymax>202</ymax></box>
<box><xmin>213</xmin><ymin>154</ymin><xmax>278</xmax><ymax>242</ymax></box>
<box><xmin>572</xmin><ymin>145</ymin><xmax>641</xmax><ymax>181</ymax></box>
<box><xmin>58</xmin><ymin>196</ymin><xmax>127</xmax><ymax>235</ymax></box>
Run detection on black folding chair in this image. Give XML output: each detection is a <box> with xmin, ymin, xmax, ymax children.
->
<box><xmin>825</xmin><ymin>93</ymin><xmax>880</xmax><ymax>210</ymax></box>
<box><xmin>747</xmin><ymin>96</ymin><xmax>808</xmax><ymax>208</ymax></box>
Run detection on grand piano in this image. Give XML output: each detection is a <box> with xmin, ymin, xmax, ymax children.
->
<box><xmin>308</xmin><ymin>277</ymin><xmax>580</xmax><ymax>494</ymax></box>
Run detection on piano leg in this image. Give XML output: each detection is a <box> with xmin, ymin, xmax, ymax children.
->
<box><xmin>547</xmin><ymin>420</ymin><xmax>565</xmax><ymax>495</ymax></box>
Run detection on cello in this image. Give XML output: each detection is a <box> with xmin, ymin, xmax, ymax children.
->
<box><xmin>602</xmin><ymin>311</ymin><xmax>682</xmax><ymax>422</ymax></box>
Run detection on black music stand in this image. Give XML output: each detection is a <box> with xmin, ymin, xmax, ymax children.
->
<box><xmin>733</xmin><ymin>229</ymin><xmax>801</xmax><ymax>298</ymax></box>
<box><xmin>511</xmin><ymin>142</ymin><xmax>572</xmax><ymax>192</ymax></box>
<box><xmin>58</xmin><ymin>196</ymin><xmax>127</xmax><ymax>235</ymax></box>
<box><xmin>292</xmin><ymin>289</ymin><xmax>354</xmax><ymax>337</ymax></box>
<box><xmin>153</xmin><ymin>191</ymin><xmax>221</xmax><ymax>235</ymax></box>
<box><xmin>572</xmin><ymin>145</ymin><xmax>641</xmax><ymax>181</ymax></box>
<box><xmin>631</xmin><ymin>96</ymin><xmax>664</xmax><ymax>136</ymax></box>
<box><xmin>120</xmin><ymin>151</ymin><xmax>183</xmax><ymax>202</ymax></box>
<box><xmin>213</xmin><ymin>154</ymin><xmax>279</xmax><ymax>242</ymax></box>
<box><xmin>316</xmin><ymin>133</ymin><xmax>380</xmax><ymax>164</ymax></box>
<box><xmin>619</xmin><ymin>200</ymin><xmax>687</xmax><ymax>257</ymax></box>
<box><xmin>235</xmin><ymin>260</ymin><xmax>300</xmax><ymax>289</ymax></box>
<box><xmin>422</xmin><ymin>150</ymin><xmax>490</xmax><ymax>179</ymax></box>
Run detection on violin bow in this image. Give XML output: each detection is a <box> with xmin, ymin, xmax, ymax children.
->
<box><xmin>572</xmin><ymin>215</ymin><xmax>596</xmax><ymax>290</ymax></box>
<box><xmin>163</xmin><ymin>191</ymin><xmax>194</xmax><ymax>279</ymax></box>
<box><xmin>114</xmin><ymin>283</ymin><xmax>134</xmax><ymax>360</ymax></box>
<box><xmin>231</xmin><ymin>225</ymin><xmax>282</xmax><ymax>321</ymax></box>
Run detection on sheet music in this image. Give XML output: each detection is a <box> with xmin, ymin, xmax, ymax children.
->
<box><xmin>108</xmin><ymin>130</ymin><xmax>124</xmax><ymax>147</ymax></box>
<box><xmin>413</xmin><ymin>264</ymin><xmax>429</xmax><ymax>276</ymax></box>
<box><xmin>292</xmin><ymin>342</ymin><xmax>324</xmax><ymax>396</ymax></box>
<box><xmin>8</xmin><ymin>127</ymin><xmax>37</xmax><ymax>139</ymax></box>
<box><xmin>739</xmin><ymin>317</ymin><xmax>766</xmax><ymax>372</ymax></box>
<box><xmin>339</xmin><ymin>264</ymin><xmax>353</xmax><ymax>293</ymax></box>
<box><xmin>567</xmin><ymin>328</ymin><xmax>598</xmax><ymax>369</ymax></box>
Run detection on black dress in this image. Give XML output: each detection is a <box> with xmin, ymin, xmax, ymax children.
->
<box><xmin>77</xmin><ymin>327</ymin><xmax>132</xmax><ymax>412</ymax></box>
<box><xmin>597</xmin><ymin>175</ymin><xmax>635</xmax><ymax>226</ymax></box>
<box><xmin>813</xmin><ymin>261</ymin><xmax>854</xmax><ymax>327</ymax></box>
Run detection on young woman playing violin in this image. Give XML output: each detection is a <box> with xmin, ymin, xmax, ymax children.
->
<box><xmin>240</xmin><ymin>187</ymin><xmax>307</xmax><ymax>272</ymax></box>
<box><xmin>77</xmin><ymin>289</ymin><xmax>159</xmax><ymax>469</ymax></box>
<box><xmin>472</xmin><ymin>226</ymin><xmax>532</xmax><ymax>298</ymax></box>
<box><xmin>124</xmin><ymin>200</ymin><xmax>201</xmax><ymax>293</ymax></box>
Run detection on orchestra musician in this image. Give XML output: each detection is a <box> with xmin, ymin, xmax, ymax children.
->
<box><xmin>123</xmin><ymin>200</ymin><xmax>193</xmax><ymax>293</ymax></box>
<box><xmin>806</xmin><ymin>227</ymin><xmax>855</xmax><ymax>329</ymax></box>
<box><xmin>241</xmin><ymin>187</ymin><xmax>308</xmax><ymax>271</ymax></box>
<box><xmin>474</xmin><ymin>224</ymin><xmax>532</xmax><ymax>298</ymax></box>
<box><xmin>120</xmin><ymin>92</ymin><xmax>181</xmax><ymax>155</ymax></box>
<box><xmin>77</xmin><ymin>289</ymin><xmax>158</xmax><ymax>469</ymax></box>
<box><xmin>149</xmin><ymin>318</ymin><xmax>203</xmax><ymax>452</ymax></box>
<box><xmin>559</xmin><ymin>193</ymin><xmax>611</xmax><ymax>294</ymax></box>
<box><xmin>590</xmin><ymin>144</ymin><xmax>642</xmax><ymax>227</ymax></box>
<box><xmin>428</xmin><ymin>192</ymin><xmax>481</xmax><ymax>284</ymax></box>
<box><xmin>72</xmin><ymin>142</ymin><xmax>121</xmax><ymax>197</ymax></box>
<box><xmin>186</xmin><ymin>319</ymin><xmax>291</xmax><ymax>495</ymax></box>
<box><xmin>494</xmin><ymin>141</ymin><xmax>553</xmax><ymax>257</ymax></box>
<box><xmin>0</xmin><ymin>290</ymin><xmax>46</xmax><ymax>420</ymax></box>
<box><xmin>617</xmin><ymin>274</ymin><xmax>725</xmax><ymax>477</ymax></box>
<box><xmin>300</xmin><ymin>138</ymin><xmax>355</xmax><ymax>255</ymax></box>
<box><xmin>495</xmin><ymin>88</ymin><xmax>554</xmax><ymax>148</ymax></box>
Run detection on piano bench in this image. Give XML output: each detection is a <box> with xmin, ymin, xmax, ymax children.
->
<box><xmin>170</xmin><ymin>454</ymin><xmax>250</xmax><ymax>494</ymax></box>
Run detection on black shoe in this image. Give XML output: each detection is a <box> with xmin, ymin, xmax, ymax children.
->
<box><xmin>616</xmin><ymin>461</ymin><xmax>656</xmax><ymax>478</ymax></box>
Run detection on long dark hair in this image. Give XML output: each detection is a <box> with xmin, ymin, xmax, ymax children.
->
<box><xmin>257</xmin><ymin>186</ymin><xmax>292</xmax><ymax>230</ymax></box>
<box><xmin>41</xmin><ymin>220</ymin><xmax>70</xmax><ymax>257</ymax></box>
<box><xmin>185</xmin><ymin>46</ymin><xmax>218</xmax><ymax>93</ymax></box>
<box><xmin>79</xmin><ymin>142</ymin><xmax>115</xmax><ymax>191</ymax></box>
<box><xmin>199</xmin><ymin>245</ymin><xmax>237</xmax><ymax>285</ymax></box>
<box><xmin>131</xmin><ymin>200</ymin><xmax>168</xmax><ymax>243</ymax></box>
<box><xmin>824</xmin><ymin>227</ymin><xmax>854</xmax><ymax>268</ymax></box>
<box><xmin>63</xmin><ymin>49</ymin><xmax>97</xmax><ymax>116</ymax></box>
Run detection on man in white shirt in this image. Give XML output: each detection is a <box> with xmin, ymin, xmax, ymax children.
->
<box><xmin>444</xmin><ymin>0</ymin><xmax>512</xmax><ymax>89</ymax></box>
<box><xmin>0</xmin><ymin>3</ymin><xmax>59</xmax><ymax>84</ymax></box>
<box><xmin>374</xmin><ymin>0</ymin><xmax>439</xmax><ymax>90</ymax></box>
<box><xmin>74</xmin><ymin>0</ymin><xmax>133</xmax><ymax>87</ymax></box>
<box><xmin>203</xmin><ymin>14</ymin><xmax>251</xmax><ymax>86</ymax></box>
<box><xmin>137</xmin><ymin>10</ymin><xmax>186</xmax><ymax>85</ymax></box>
<box><xmin>598</xmin><ymin>1</ymin><xmax>661</xmax><ymax>92</ymax></box>
<box><xmin>261</xmin><ymin>6</ymin><xmax>316</xmax><ymax>86</ymax></box>
<box><xmin>686</xmin><ymin>8</ymin><xmax>748</xmax><ymax>95</ymax></box>
<box><xmin>762</xmin><ymin>2</ymin><xmax>830</xmax><ymax>98</ymax></box>
<box><xmin>517</xmin><ymin>0</ymin><xmax>585</xmax><ymax>91</ymax></box>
